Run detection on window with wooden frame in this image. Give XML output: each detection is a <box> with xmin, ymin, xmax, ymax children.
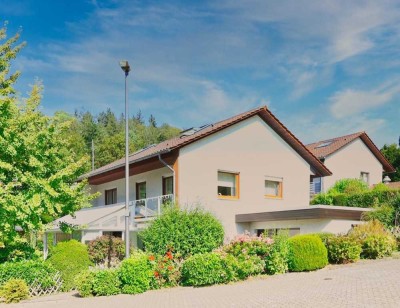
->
<box><xmin>136</xmin><ymin>182</ymin><xmax>147</xmax><ymax>200</ymax></box>
<box><xmin>105</xmin><ymin>188</ymin><xmax>117</xmax><ymax>205</ymax></box>
<box><xmin>217</xmin><ymin>171</ymin><xmax>239</xmax><ymax>199</ymax></box>
<box><xmin>162</xmin><ymin>176</ymin><xmax>173</xmax><ymax>195</ymax></box>
<box><xmin>264</xmin><ymin>176</ymin><xmax>283</xmax><ymax>199</ymax></box>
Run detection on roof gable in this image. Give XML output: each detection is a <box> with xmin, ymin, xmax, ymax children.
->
<box><xmin>306</xmin><ymin>132</ymin><xmax>395</xmax><ymax>173</ymax></box>
<box><xmin>84</xmin><ymin>106</ymin><xmax>332</xmax><ymax>180</ymax></box>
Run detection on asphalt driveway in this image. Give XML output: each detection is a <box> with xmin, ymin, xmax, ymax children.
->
<box><xmin>5</xmin><ymin>257</ymin><xmax>400</xmax><ymax>308</ymax></box>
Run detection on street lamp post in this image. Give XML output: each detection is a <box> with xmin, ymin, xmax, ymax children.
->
<box><xmin>120</xmin><ymin>60</ymin><xmax>131</xmax><ymax>259</ymax></box>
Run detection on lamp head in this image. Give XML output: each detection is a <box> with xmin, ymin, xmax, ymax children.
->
<box><xmin>119</xmin><ymin>60</ymin><xmax>131</xmax><ymax>76</ymax></box>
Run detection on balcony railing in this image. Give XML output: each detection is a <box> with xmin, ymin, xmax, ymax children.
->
<box><xmin>130</xmin><ymin>194</ymin><xmax>174</xmax><ymax>221</ymax></box>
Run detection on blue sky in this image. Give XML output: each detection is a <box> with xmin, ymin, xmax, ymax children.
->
<box><xmin>2</xmin><ymin>0</ymin><xmax>400</xmax><ymax>147</ymax></box>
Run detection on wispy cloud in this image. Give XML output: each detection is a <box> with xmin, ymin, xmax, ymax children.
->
<box><xmin>329</xmin><ymin>81</ymin><xmax>400</xmax><ymax>118</ymax></box>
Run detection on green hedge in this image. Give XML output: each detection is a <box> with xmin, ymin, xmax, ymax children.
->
<box><xmin>181</xmin><ymin>253</ymin><xmax>232</xmax><ymax>286</ymax></box>
<box><xmin>288</xmin><ymin>235</ymin><xmax>328</xmax><ymax>272</ymax></box>
<box><xmin>0</xmin><ymin>260</ymin><xmax>57</xmax><ymax>288</ymax></box>
<box><xmin>118</xmin><ymin>252</ymin><xmax>154</xmax><ymax>294</ymax></box>
<box><xmin>46</xmin><ymin>240</ymin><xmax>92</xmax><ymax>291</ymax></box>
<box><xmin>139</xmin><ymin>206</ymin><xmax>224</xmax><ymax>259</ymax></box>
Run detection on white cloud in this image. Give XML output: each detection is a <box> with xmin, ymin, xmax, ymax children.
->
<box><xmin>329</xmin><ymin>81</ymin><xmax>400</xmax><ymax>118</ymax></box>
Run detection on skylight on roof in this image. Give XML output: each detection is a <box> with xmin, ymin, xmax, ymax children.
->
<box><xmin>316</xmin><ymin>141</ymin><xmax>332</xmax><ymax>148</ymax></box>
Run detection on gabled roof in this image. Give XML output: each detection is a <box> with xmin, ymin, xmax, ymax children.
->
<box><xmin>306</xmin><ymin>132</ymin><xmax>395</xmax><ymax>173</ymax></box>
<box><xmin>83</xmin><ymin>106</ymin><xmax>332</xmax><ymax>180</ymax></box>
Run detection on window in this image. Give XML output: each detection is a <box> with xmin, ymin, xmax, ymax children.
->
<box><xmin>103</xmin><ymin>231</ymin><xmax>122</xmax><ymax>238</ymax></box>
<box><xmin>310</xmin><ymin>177</ymin><xmax>322</xmax><ymax>194</ymax></box>
<box><xmin>162</xmin><ymin>176</ymin><xmax>173</xmax><ymax>195</ymax></box>
<box><xmin>360</xmin><ymin>172</ymin><xmax>369</xmax><ymax>184</ymax></box>
<box><xmin>217</xmin><ymin>171</ymin><xmax>239</xmax><ymax>199</ymax></box>
<box><xmin>105</xmin><ymin>188</ymin><xmax>117</xmax><ymax>205</ymax></box>
<box><xmin>136</xmin><ymin>182</ymin><xmax>146</xmax><ymax>200</ymax></box>
<box><xmin>257</xmin><ymin>228</ymin><xmax>300</xmax><ymax>237</ymax></box>
<box><xmin>264</xmin><ymin>176</ymin><xmax>283</xmax><ymax>198</ymax></box>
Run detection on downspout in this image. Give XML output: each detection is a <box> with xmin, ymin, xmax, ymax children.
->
<box><xmin>158</xmin><ymin>154</ymin><xmax>175</xmax><ymax>198</ymax></box>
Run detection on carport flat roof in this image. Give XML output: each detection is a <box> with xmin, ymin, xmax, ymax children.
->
<box><xmin>235</xmin><ymin>205</ymin><xmax>372</xmax><ymax>223</ymax></box>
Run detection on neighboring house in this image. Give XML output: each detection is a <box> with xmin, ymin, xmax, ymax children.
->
<box><xmin>307</xmin><ymin>132</ymin><xmax>396</xmax><ymax>195</ymax></box>
<box><xmin>46</xmin><ymin>107</ymin><xmax>371</xmax><ymax>252</ymax></box>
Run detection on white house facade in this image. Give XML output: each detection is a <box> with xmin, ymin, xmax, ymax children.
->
<box><xmin>307</xmin><ymin>132</ymin><xmax>395</xmax><ymax>195</ymax></box>
<box><xmin>47</xmin><ymin>107</ymin><xmax>374</xmax><ymax>251</ymax></box>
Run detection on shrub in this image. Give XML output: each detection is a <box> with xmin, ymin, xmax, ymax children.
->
<box><xmin>46</xmin><ymin>240</ymin><xmax>92</xmax><ymax>291</ymax></box>
<box><xmin>329</xmin><ymin>179</ymin><xmax>369</xmax><ymax>194</ymax></box>
<box><xmin>75</xmin><ymin>271</ymin><xmax>96</xmax><ymax>298</ymax></box>
<box><xmin>264</xmin><ymin>232</ymin><xmax>290</xmax><ymax>274</ymax></box>
<box><xmin>288</xmin><ymin>235</ymin><xmax>328</xmax><ymax>272</ymax></box>
<box><xmin>87</xmin><ymin>235</ymin><xmax>125</xmax><ymax>267</ymax></box>
<box><xmin>0</xmin><ymin>279</ymin><xmax>29</xmax><ymax>303</ymax></box>
<box><xmin>181</xmin><ymin>252</ymin><xmax>232</xmax><ymax>286</ymax></box>
<box><xmin>222</xmin><ymin>233</ymin><xmax>273</xmax><ymax>258</ymax></box>
<box><xmin>324</xmin><ymin>235</ymin><xmax>362</xmax><ymax>264</ymax></box>
<box><xmin>0</xmin><ymin>237</ymin><xmax>39</xmax><ymax>263</ymax></box>
<box><xmin>92</xmin><ymin>269</ymin><xmax>121</xmax><ymax>296</ymax></box>
<box><xmin>362</xmin><ymin>205</ymin><xmax>396</xmax><ymax>229</ymax></box>
<box><xmin>224</xmin><ymin>254</ymin><xmax>264</xmax><ymax>280</ymax></box>
<box><xmin>348</xmin><ymin>220</ymin><xmax>396</xmax><ymax>259</ymax></box>
<box><xmin>148</xmin><ymin>251</ymin><xmax>182</xmax><ymax>289</ymax></box>
<box><xmin>361</xmin><ymin>235</ymin><xmax>396</xmax><ymax>259</ymax></box>
<box><xmin>0</xmin><ymin>260</ymin><xmax>57</xmax><ymax>288</ymax></box>
<box><xmin>118</xmin><ymin>251</ymin><xmax>153</xmax><ymax>294</ymax></box>
<box><xmin>139</xmin><ymin>205</ymin><xmax>224</xmax><ymax>259</ymax></box>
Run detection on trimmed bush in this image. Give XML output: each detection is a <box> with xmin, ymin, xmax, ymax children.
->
<box><xmin>0</xmin><ymin>260</ymin><xmax>57</xmax><ymax>288</ymax></box>
<box><xmin>325</xmin><ymin>235</ymin><xmax>362</xmax><ymax>264</ymax></box>
<box><xmin>181</xmin><ymin>252</ymin><xmax>232</xmax><ymax>286</ymax></box>
<box><xmin>0</xmin><ymin>279</ymin><xmax>29</xmax><ymax>303</ymax></box>
<box><xmin>264</xmin><ymin>232</ymin><xmax>290</xmax><ymax>274</ymax></box>
<box><xmin>88</xmin><ymin>235</ymin><xmax>125</xmax><ymax>267</ymax></box>
<box><xmin>92</xmin><ymin>269</ymin><xmax>121</xmax><ymax>296</ymax></box>
<box><xmin>46</xmin><ymin>240</ymin><xmax>92</xmax><ymax>291</ymax></box>
<box><xmin>118</xmin><ymin>251</ymin><xmax>154</xmax><ymax>294</ymax></box>
<box><xmin>139</xmin><ymin>206</ymin><xmax>224</xmax><ymax>259</ymax></box>
<box><xmin>288</xmin><ymin>235</ymin><xmax>328</xmax><ymax>272</ymax></box>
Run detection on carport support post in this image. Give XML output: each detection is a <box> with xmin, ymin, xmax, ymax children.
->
<box><xmin>43</xmin><ymin>233</ymin><xmax>48</xmax><ymax>260</ymax></box>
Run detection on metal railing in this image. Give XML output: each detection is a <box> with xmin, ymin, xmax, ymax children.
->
<box><xmin>130</xmin><ymin>194</ymin><xmax>174</xmax><ymax>221</ymax></box>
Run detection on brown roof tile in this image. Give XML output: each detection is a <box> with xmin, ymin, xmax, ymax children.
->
<box><xmin>306</xmin><ymin>132</ymin><xmax>395</xmax><ymax>173</ymax></box>
<box><xmin>84</xmin><ymin>106</ymin><xmax>332</xmax><ymax>180</ymax></box>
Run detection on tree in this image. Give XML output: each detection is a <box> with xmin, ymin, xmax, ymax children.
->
<box><xmin>0</xmin><ymin>26</ymin><xmax>96</xmax><ymax>246</ymax></box>
<box><xmin>381</xmin><ymin>144</ymin><xmax>400</xmax><ymax>182</ymax></box>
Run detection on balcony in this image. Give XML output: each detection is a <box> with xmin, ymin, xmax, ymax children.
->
<box><xmin>131</xmin><ymin>194</ymin><xmax>174</xmax><ymax>222</ymax></box>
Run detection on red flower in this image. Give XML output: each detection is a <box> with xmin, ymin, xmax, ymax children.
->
<box><xmin>167</xmin><ymin>265</ymin><xmax>173</xmax><ymax>271</ymax></box>
<box><xmin>166</xmin><ymin>251</ymin><xmax>173</xmax><ymax>260</ymax></box>
<box><xmin>154</xmin><ymin>271</ymin><xmax>159</xmax><ymax>277</ymax></box>
<box><xmin>148</xmin><ymin>255</ymin><xmax>155</xmax><ymax>261</ymax></box>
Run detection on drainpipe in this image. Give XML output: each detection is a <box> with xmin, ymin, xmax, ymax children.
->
<box><xmin>158</xmin><ymin>154</ymin><xmax>175</xmax><ymax>198</ymax></box>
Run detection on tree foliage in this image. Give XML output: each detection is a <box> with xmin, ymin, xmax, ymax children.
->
<box><xmin>381</xmin><ymin>143</ymin><xmax>400</xmax><ymax>182</ymax></box>
<box><xmin>0</xmin><ymin>26</ymin><xmax>95</xmax><ymax>246</ymax></box>
<box><xmin>67</xmin><ymin>108</ymin><xmax>181</xmax><ymax>170</ymax></box>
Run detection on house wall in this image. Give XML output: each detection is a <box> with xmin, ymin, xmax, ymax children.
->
<box><xmin>249</xmin><ymin>218</ymin><xmax>361</xmax><ymax>235</ymax></box>
<box><xmin>90</xmin><ymin>167</ymin><xmax>173</xmax><ymax>207</ymax></box>
<box><xmin>322</xmin><ymin>138</ymin><xmax>383</xmax><ymax>191</ymax></box>
<box><xmin>177</xmin><ymin>115</ymin><xmax>313</xmax><ymax>240</ymax></box>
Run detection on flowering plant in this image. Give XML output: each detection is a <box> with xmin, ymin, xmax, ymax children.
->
<box><xmin>148</xmin><ymin>249</ymin><xmax>182</xmax><ymax>288</ymax></box>
<box><xmin>222</xmin><ymin>231</ymin><xmax>274</xmax><ymax>258</ymax></box>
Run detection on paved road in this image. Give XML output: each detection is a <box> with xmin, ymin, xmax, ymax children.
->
<box><xmin>5</xmin><ymin>258</ymin><xmax>400</xmax><ymax>308</ymax></box>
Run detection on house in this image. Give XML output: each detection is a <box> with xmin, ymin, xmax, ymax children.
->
<box><xmin>306</xmin><ymin>132</ymin><xmax>396</xmax><ymax>195</ymax></box>
<box><xmin>46</xmin><ymin>106</ymin><xmax>372</xmax><ymax>252</ymax></box>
